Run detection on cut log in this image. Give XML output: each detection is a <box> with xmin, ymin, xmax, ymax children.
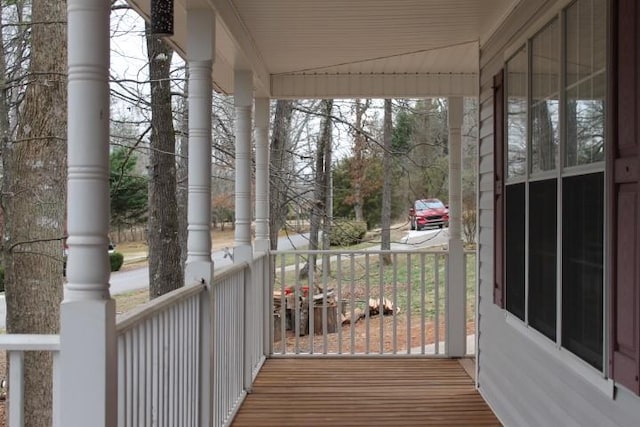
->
<box><xmin>341</xmin><ymin>307</ymin><xmax>365</xmax><ymax>325</ymax></box>
<box><xmin>313</xmin><ymin>303</ymin><xmax>338</xmax><ymax>335</ymax></box>
<box><xmin>367</xmin><ymin>297</ymin><xmax>397</xmax><ymax>316</ymax></box>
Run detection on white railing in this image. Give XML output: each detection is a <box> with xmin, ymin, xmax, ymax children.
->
<box><xmin>246</xmin><ymin>252</ymin><xmax>268</xmax><ymax>381</ymax></box>
<box><xmin>113</xmin><ymin>257</ymin><xmax>264</xmax><ymax>427</ymax></box>
<box><xmin>116</xmin><ymin>283</ymin><xmax>206</xmax><ymax>427</ymax></box>
<box><xmin>0</xmin><ymin>248</ymin><xmax>474</xmax><ymax>426</ymax></box>
<box><xmin>211</xmin><ymin>262</ymin><xmax>248</xmax><ymax>426</ymax></box>
<box><xmin>0</xmin><ymin>334</ymin><xmax>61</xmax><ymax>426</ymax></box>
<box><xmin>270</xmin><ymin>249</ymin><xmax>476</xmax><ymax>356</ymax></box>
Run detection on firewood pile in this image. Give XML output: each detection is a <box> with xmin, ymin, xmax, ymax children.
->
<box><xmin>342</xmin><ymin>297</ymin><xmax>398</xmax><ymax>325</ymax></box>
<box><xmin>273</xmin><ymin>288</ymin><xmax>399</xmax><ymax>337</ymax></box>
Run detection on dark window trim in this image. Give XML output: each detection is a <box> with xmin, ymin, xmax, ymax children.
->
<box><xmin>494</xmin><ymin>69</ymin><xmax>505</xmax><ymax>307</ymax></box>
<box><xmin>609</xmin><ymin>0</ymin><xmax>640</xmax><ymax>396</ymax></box>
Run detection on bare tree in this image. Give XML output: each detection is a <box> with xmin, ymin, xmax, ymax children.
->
<box><xmin>176</xmin><ymin>68</ymin><xmax>188</xmax><ymax>271</ymax></box>
<box><xmin>380</xmin><ymin>99</ymin><xmax>393</xmax><ymax>264</ymax></box>
<box><xmin>269</xmin><ymin>100</ymin><xmax>294</xmax><ymax>250</ymax></box>
<box><xmin>1</xmin><ymin>0</ymin><xmax>66</xmax><ymax>424</ymax></box>
<box><xmin>303</xmin><ymin>99</ymin><xmax>333</xmax><ymax>280</ymax></box>
<box><xmin>351</xmin><ymin>99</ymin><xmax>369</xmax><ymax>222</ymax></box>
<box><xmin>145</xmin><ymin>26</ymin><xmax>183</xmax><ymax>297</ymax></box>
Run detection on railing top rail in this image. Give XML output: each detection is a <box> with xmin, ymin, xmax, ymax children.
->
<box><xmin>270</xmin><ymin>248</ymin><xmax>477</xmax><ymax>255</ymax></box>
<box><xmin>212</xmin><ymin>261</ymin><xmax>251</xmax><ymax>284</ymax></box>
<box><xmin>116</xmin><ymin>282</ymin><xmax>206</xmax><ymax>334</ymax></box>
<box><xmin>270</xmin><ymin>249</ymin><xmax>450</xmax><ymax>255</ymax></box>
<box><xmin>0</xmin><ymin>334</ymin><xmax>60</xmax><ymax>351</ymax></box>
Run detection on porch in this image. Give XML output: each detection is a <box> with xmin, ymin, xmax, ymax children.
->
<box><xmin>233</xmin><ymin>358</ymin><xmax>498</xmax><ymax>426</ymax></box>
<box><xmin>0</xmin><ymin>0</ymin><xmax>510</xmax><ymax>425</ymax></box>
<box><xmin>0</xmin><ymin>246</ymin><xmax>491</xmax><ymax>426</ymax></box>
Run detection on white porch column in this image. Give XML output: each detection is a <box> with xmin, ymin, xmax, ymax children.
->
<box><xmin>254</xmin><ymin>98</ymin><xmax>270</xmax><ymax>253</ymax></box>
<box><xmin>185</xmin><ymin>10</ymin><xmax>215</xmax><ymax>284</ymax></box>
<box><xmin>234</xmin><ymin>70</ymin><xmax>254</xmax><ymax>263</ymax></box>
<box><xmin>61</xmin><ymin>1</ymin><xmax>116</xmax><ymax>426</ymax></box>
<box><xmin>446</xmin><ymin>96</ymin><xmax>466</xmax><ymax>358</ymax></box>
<box><xmin>185</xmin><ymin>10</ymin><xmax>216</xmax><ymax>427</ymax></box>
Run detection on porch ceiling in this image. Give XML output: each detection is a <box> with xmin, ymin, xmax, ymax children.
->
<box><xmin>128</xmin><ymin>0</ymin><xmax>520</xmax><ymax>98</ymax></box>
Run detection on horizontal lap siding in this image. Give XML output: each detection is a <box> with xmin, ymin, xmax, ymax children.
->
<box><xmin>477</xmin><ymin>0</ymin><xmax>640</xmax><ymax>425</ymax></box>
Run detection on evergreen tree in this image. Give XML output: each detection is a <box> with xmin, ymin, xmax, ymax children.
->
<box><xmin>110</xmin><ymin>147</ymin><xmax>148</xmax><ymax>233</ymax></box>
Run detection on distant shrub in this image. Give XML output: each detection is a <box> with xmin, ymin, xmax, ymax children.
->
<box><xmin>329</xmin><ymin>220</ymin><xmax>367</xmax><ymax>247</ymax></box>
<box><xmin>110</xmin><ymin>252</ymin><xmax>124</xmax><ymax>272</ymax></box>
<box><xmin>462</xmin><ymin>209</ymin><xmax>477</xmax><ymax>245</ymax></box>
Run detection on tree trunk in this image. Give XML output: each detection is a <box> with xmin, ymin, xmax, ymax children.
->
<box><xmin>381</xmin><ymin>99</ymin><xmax>393</xmax><ymax>265</ymax></box>
<box><xmin>146</xmin><ymin>26</ymin><xmax>183</xmax><ymax>297</ymax></box>
<box><xmin>1</xmin><ymin>1</ymin><xmax>67</xmax><ymax>424</ymax></box>
<box><xmin>305</xmin><ymin>100</ymin><xmax>333</xmax><ymax>279</ymax></box>
<box><xmin>269</xmin><ymin>100</ymin><xmax>294</xmax><ymax>250</ymax></box>
<box><xmin>352</xmin><ymin>99</ymin><xmax>368</xmax><ymax>222</ymax></box>
<box><xmin>177</xmin><ymin>69</ymin><xmax>189</xmax><ymax>272</ymax></box>
<box><xmin>321</xmin><ymin>101</ymin><xmax>333</xmax><ymax>276</ymax></box>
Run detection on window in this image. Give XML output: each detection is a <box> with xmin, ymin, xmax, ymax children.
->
<box><xmin>506</xmin><ymin>47</ymin><xmax>527</xmax><ymax>179</ymax></box>
<box><xmin>505</xmin><ymin>184</ymin><xmax>525</xmax><ymax>320</ymax></box>
<box><xmin>502</xmin><ymin>0</ymin><xmax>606</xmax><ymax>371</ymax></box>
<box><xmin>562</xmin><ymin>172</ymin><xmax>604</xmax><ymax>370</ymax></box>
<box><xmin>565</xmin><ymin>0</ymin><xmax>606</xmax><ymax>166</ymax></box>
<box><xmin>528</xmin><ymin>179</ymin><xmax>557</xmax><ymax>341</ymax></box>
<box><xmin>531</xmin><ymin>20</ymin><xmax>560</xmax><ymax>174</ymax></box>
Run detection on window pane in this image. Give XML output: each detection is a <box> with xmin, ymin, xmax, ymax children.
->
<box><xmin>531</xmin><ymin>20</ymin><xmax>560</xmax><ymax>173</ymax></box>
<box><xmin>566</xmin><ymin>0</ymin><xmax>606</xmax><ymax>86</ymax></box>
<box><xmin>529</xmin><ymin>179</ymin><xmax>557</xmax><ymax>340</ymax></box>
<box><xmin>565</xmin><ymin>0</ymin><xmax>606</xmax><ymax>167</ymax></box>
<box><xmin>565</xmin><ymin>73</ymin><xmax>605</xmax><ymax>166</ymax></box>
<box><xmin>507</xmin><ymin>48</ymin><xmax>527</xmax><ymax>179</ymax></box>
<box><xmin>506</xmin><ymin>183</ymin><xmax>526</xmax><ymax>320</ymax></box>
<box><xmin>562</xmin><ymin>173</ymin><xmax>603</xmax><ymax>370</ymax></box>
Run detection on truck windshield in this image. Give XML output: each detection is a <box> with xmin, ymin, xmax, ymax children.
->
<box><xmin>415</xmin><ymin>200</ymin><xmax>444</xmax><ymax>210</ymax></box>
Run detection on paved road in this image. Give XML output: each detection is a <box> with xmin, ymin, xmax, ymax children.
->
<box><xmin>109</xmin><ymin>232</ymin><xmax>311</xmax><ymax>295</ymax></box>
<box><xmin>0</xmin><ymin>229</ymin><xmax>449</xmax><ymax>329</ymax></box>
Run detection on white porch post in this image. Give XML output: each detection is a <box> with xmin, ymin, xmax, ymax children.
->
<box><xmin>234</xmin><ymin>70</ymin><xmax>254</xmax><ymax>263</ymax></box>
<box><xmin>185</xmin><ymin>10</ymin><xmax>215</xmax><ymax>283</ymax></box>
<box><xmin>446</xmin><ymin>96</ymin><xmax>466</xmax><ymax>358</ymax></box>
<box><xmin>185</xmin><ymin>9</ymin><xmax>216</xmax><ymax>427</ymax></box>
<box><xmin>61</xmin><ymin>1</ymin><xmax>116</xmax><ymax>426</ymax></box>
<box><xmin>254</xmin><ymin>98</ymin><xmax>270</xmax><ymax>253</ymax></box>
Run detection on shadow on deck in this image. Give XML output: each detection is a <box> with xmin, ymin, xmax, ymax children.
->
<box><xmin>232</xmin><ymin>358</ymin><xmax>501</xmax><ymax>426</ymax></box>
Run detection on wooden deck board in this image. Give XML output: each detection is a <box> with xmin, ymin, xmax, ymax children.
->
<box><xmin>232</xmin><ymin>358</ymin><xmax>501</xmax><ymax>426</ymax></box>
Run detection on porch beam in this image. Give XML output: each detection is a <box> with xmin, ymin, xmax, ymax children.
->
<box><xmin>271</xmin><ymin>73</ymin><xmax>478</xmax><ymax>99</ymax></box>
<box><xmin>61</xmin><ymin>1</ymin><xmax>116</xmax><ymax>426</ymax></box>
<box><xmin>447</xmin><ymin>96</ymin><xmax>466</xmax><ymax>358</ymax></box>
<box><xmin>234</xmin><ymin>69</ymin><xmax>254</xmax><ymax>263</ymax></box>
<box><xmin>254</xmin><ymin>98</ymin><xmax>270</xmax><ymax>253</ymax></box>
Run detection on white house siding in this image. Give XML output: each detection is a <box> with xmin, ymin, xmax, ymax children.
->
<box><xmin>476</xmin><ymin>0</ymin><xmax>640</xmax><ymax>425</ymax></box>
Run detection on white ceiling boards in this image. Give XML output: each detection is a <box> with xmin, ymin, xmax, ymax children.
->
<box><xmin>130</xmin><ymin>0</ymin><xmax>519</xmax><ymax>97</ymax></box>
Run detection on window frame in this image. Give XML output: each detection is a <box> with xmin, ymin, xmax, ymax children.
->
<box><xmin>501</xmin><ymin>0</ymin><xmax>608</xmax><ymax>379</ymax></box>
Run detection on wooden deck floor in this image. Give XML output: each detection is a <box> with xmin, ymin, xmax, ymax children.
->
<box><xmin>232</xmin><ymin>358</ymin><xmax>501</xmax><ymax>426</ymax></box>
